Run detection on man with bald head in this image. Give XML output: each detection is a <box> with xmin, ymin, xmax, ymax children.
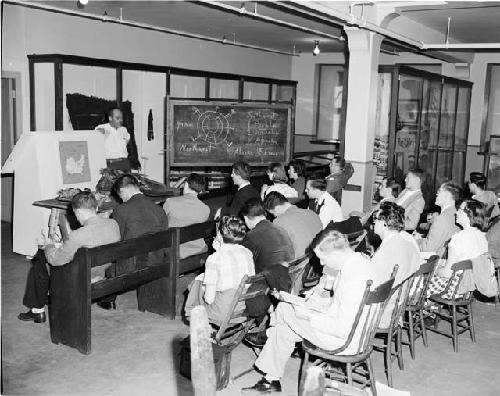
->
<box><xmin>95</xmin><ymin>107</ymin><xmax>131</xmax><ymax>171</ymax></box>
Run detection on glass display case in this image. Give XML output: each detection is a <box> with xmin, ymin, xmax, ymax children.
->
<box><xmin>374</xmin><ymin>65</ymin><xmax>472</xmax><ymax>206</ymax></box>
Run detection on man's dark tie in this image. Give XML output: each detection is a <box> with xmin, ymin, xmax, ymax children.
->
<box><xmin>315</xmin><ymin>200</ymin><xmax>325</xmax><ymax>214</ymax></box>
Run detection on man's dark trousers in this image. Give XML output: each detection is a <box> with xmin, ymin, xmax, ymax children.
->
<box><xmin>22</xmin><ymin>250</ymin><xmax>49</xmax><ymax>309</ymax></box>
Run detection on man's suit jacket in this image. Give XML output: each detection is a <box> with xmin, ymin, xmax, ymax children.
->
<box><xmin>221</xmin><ymin>183</ymin><xmax>260</xmax><ymax>217</ymax></box>
<box><xmin>113</xmin><ymin>193</ymin><xmax>168</xmax><ymax>240</ymax></box>
<box><xmin>112</xmin><ymin>193</ymin><xmax>169</xmax><ymax>273</ymax></box>
<box><xmin>397</xmin><ymin>189</ymin><xmax>425</xmax><ymax>231</ymax></box>
<box><xmin>242</xmin><ymin>219</ymin><xmax>294</xmax><ymax>273</ymax></box>
<box><xmin>419</xmin><ymin>206</ymin><xmax>459</xmax><ymax>256</ymax></box>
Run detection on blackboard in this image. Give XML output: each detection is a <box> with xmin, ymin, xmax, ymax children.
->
<box><xmin>168</xmin><ymin>101</ymin><xmax>291</xmax><ymax>166</ymax></box>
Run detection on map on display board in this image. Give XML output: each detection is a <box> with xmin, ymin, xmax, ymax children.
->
<box><xmin>168</xmin><ymin>101</ymin><xmax>292</xmax><ymax>166</ymax></box>
<box><xmin>59</xmin><ymin>141</ymin><xmax>91</xmax><ymax>184</ymax></box>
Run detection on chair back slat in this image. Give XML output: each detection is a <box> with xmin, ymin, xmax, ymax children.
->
<box><xmin>357</xmin><ymin>275</ymin><xmax>396</xmax><ymax>353</ymax></box>
<box><xmin>408</xmin><ymin>255</ymin><xmax>439</xmax><ymax>307</ymax></box>
<box><xmin>446</xmin><ymin>259</ymin><xmax>473</xmax><ymax>300</ymax></box>
<box><xmin>214</xmin><ymin>273</ymin><xmax>268</xmax><ymax>343</ymax></box>
<box><xmin>382</xmin><ymin>273</ymin><xmax>415</xmax><ymax>333</ymax></box>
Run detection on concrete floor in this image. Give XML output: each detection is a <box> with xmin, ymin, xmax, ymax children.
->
<box><xmin>2</xmin><ymin>221</ymin><xmax>500</xmax><ymax>396</ymax></box>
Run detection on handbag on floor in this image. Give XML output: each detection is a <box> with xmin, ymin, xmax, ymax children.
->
<box><xmin>179</xmin><ymin>336</ymin><xmax>232</xmax><ymax>391</ymax></box>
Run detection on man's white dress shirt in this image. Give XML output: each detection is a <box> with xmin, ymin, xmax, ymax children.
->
<box><xmin>95</xmin><ymin>123</ymin><xmax>130</xmax><ymax>159</ymax></box>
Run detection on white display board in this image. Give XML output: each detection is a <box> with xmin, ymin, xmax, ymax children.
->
<box><xmin>2</xmin><ymin>131</ymin><xmax>106</xmax><ymax>256</ymax></box>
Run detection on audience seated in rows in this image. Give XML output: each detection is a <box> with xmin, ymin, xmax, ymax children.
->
<box><xmin>240</xmin><ymin>198</ymin><xmax>294</xmax><ymax>273</ymax></box>
<box><xmin>287</xmin><ymin>159</ymin><xmax>307</xmax><ymax>201</ymax></box>
<box><xmin>261</xmin><ymin>163</ymin><xmax>298</xmax><ymax>200</ymax></box>
<box><xmin>371</xmin><ymin>201</ymin><xmax>420</xmax><ymax>328</ymax></box>
<box><xmin>469</xmin><ymin>172</ymin><xmax>500</xmax><ymax>219</ymax></box>
<box><xmin>163</xmin><ymin>173</ymin><xmax>210</xmax><ymax>259</ymax></box>
<box><xmin>241</xmin><ymin>229</ymin><xmax>375</xmax><ymax>395</ymax></box>
<box><xmin>325</xmin><ymin>154</ymin><xmax>354</xmax><ymax>203</ymax></box>
<box><xmin>184</xmin><ymin>216</ymin><xmax>255</xmax><ymax>325</ymax></box>
<box><xmin>18</xmin><ymin>191</ymin><xmax>121</xmax><ymax>323</ymax></box>
<box><xmin>305</xmin><ymin>179</ymin><xmax>344</xmax><ymax>228</ymax></box>
<box><xmin>415</xmin><ymin>182</ymin><xmax>461</xmax><ymax>257</ymax></box>
<box><xmin>396</xmin><ymin>169</ymin><xmax>426</xmax><ymax>232</ymax></box>
<box><xmin>218</xmin><ymin>161</ymin><xmax>260</xmax><ymax>218</ymax></box>
<box><xmin>426</xmin><ymin>199</ymin><xmax>489</xmax><ymax>299</ymax></box>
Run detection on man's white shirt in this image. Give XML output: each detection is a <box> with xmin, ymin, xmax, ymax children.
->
<box><xmin>95</xmin><ymin>123</ymin><xmax>130</xmax><ymax>159</ymax></box>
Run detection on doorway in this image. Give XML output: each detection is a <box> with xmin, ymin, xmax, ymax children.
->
<box><xmin>2</xmin><ymin>72</ymin><xmax>22</xmax><ymax>223</ymax></box>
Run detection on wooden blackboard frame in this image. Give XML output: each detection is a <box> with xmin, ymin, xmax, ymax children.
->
<box><xmin>166</xmin><ymin>98</ymin><xmax>292</xmax><ymax>167</ymax></box>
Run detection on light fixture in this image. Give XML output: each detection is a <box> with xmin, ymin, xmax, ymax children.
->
<box><xmin>78</xmin><ymin>0</ymin><xmax>88</xmax><ymax>5</ymax></box>
<box><xmin>313</xmin><ymin>40</ymin><xmax>320</xmax><ymax>56</ymax></box>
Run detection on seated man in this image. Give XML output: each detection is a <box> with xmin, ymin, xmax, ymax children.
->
<box><xmin>325</xmin><ymin>154</ymin><xmax>354</xmax><ymax>203</ymax></box>
<box><xmin>112</xmin><ymin>174</ymin><xmax>168</xmax><ymax>240</ymax></box>
<box><xmin>415</xmin><ymin>182</ymin><xmax>461</xmax><ymax>257</ymax></box>
<box><xmin>18</xmin><ymin>191</ymin><xmax>121</xmax><ymax>323</ymax></box>
<box><xmin>241</xmin><ymin>230</ymin><xmax>374</xmax><ymax>394</ymax></box>
<box><xmin>263</xmin><ymin>192</ymin><xmax>322</xmax><ymax>259</ymax></box>
<box><xmin>469</xmin><ymin>172</ymin><xmax>500</xmax><ymax>219</ymax></box>
<box><xmin>218</xmin><ymin>161</ymin><xmax>260</xmax><ymax>218</ymax></box>
<box><xmin>371</xmin><ymin>201</ymin><xmax>420</xmax><ymax>328</ymax></box>
<box><xmin>396</xmin><ymin>169</ymin><xmax>426</xmax><ymax>232</ymax></box>
<box><xmin>305</xmin><ymin>179</ymin><xmax>344</xmax><ymax>229</ymax></box>
<box><xmin>163</xmin><ymin>173</ymin><xmax>210</xmax><ymax>259</ymax></box>
<box><xmin>101</xmin><ymin>174</ymin><xmax>169</xmax><ymax>309</ymax></box>
<box><xmin>241</xmin><ymin>198</ymin><xmax>294</xmax><ymax>273</ymax></box>
<box><xmin>263</xmin><ymin>192</ymin><xmax>323</xmax><ymax>294</ymax></box>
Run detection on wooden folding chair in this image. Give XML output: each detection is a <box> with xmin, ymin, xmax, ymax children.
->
<box><xmin>299</xmin><ymin>272</ymin><xmax>396</xmax><ymax>396</ymax></box>
<box><xmin>403</xmin><ymin>255</ymin><xmax>439</xmax><ymax>359</ymax></box>
<box><xmin>428</xmin><ymin>260</ymin><xmax>476</xmax><ymax>352</ymax></box>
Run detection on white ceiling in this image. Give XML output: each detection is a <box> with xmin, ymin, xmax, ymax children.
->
<box><xmin>33</xmin><ymin>1</ymin><xmax>500</xmax><ymax>54</ymax></box>
<box><xmin>398</xmin><ymin>1</ymin><xmax>500</xmax><ymax>43</ymax></box>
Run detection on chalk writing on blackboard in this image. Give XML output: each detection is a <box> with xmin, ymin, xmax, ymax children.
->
<box><xmin>170</xmin><ymin>102</ymin><xmax>290</xmax><ymax>165</ymax></box>
<box><xmin>187</xmin><ymin>107</ymin><xmax>234</xmax><ymax>149</ymax></box>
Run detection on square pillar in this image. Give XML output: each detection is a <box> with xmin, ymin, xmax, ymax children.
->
<box><xmin>341</xmin><ymin>28</ymin><xmax>382</xmax><ymax>215</ymax></box>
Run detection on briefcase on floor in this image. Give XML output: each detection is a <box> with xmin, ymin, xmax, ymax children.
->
<box><xmin>179</xmin><ymin>336</ymin><xmax>232</xmax><ymax>391</ymax></box>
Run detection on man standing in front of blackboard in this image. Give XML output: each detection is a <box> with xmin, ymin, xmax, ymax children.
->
<box><xmin>217</xmin><ymin>161</ymin><xmax>260</xmax><ymax>218</ymax></box>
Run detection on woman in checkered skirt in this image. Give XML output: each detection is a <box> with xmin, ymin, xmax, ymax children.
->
<box><xmin>426</xmin><ymin>199</ymin><xmax>489</xmax><ymax>299</ymax></box>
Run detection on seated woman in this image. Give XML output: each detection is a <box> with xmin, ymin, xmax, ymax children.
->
<box><xmin>261</xmin><ymin>162</ymin><xmax>298</xmax><ymax>200</ymax></box>
<box><xmin>426</xmin><ymin>199</ymin><xmax>489</xmax><ymax>299</ymax></box>
<box><xmin>185</xmin><ymin>216</ymin><xmax>255</xmax><ymax>325</ymax></box>
<box><xmin>287</xmin><ymin>159</ymin><xmax>307</xmax><ymax>200</ymax></box>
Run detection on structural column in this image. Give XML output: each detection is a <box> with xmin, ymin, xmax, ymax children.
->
<box><xmin>341</xmin><ymin>28</ymin><xmax>383</xmax><ymax>214</ymax></box>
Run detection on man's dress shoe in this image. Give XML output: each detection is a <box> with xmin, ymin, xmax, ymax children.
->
<box><xmin>241</xmin><ymin>378</ymin><xmax>282</xmax><ymax>394</ymax></box>
<box><xmin>18</xmin><ymin>310</ymin><xmax>46</xmax><ymax>323</ymax></box>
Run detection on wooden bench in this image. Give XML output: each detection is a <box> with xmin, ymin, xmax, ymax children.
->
<box><xmin>49</xmin><ymin>220</ymin><xmax>216</xmax><ymax>354</ymax></box>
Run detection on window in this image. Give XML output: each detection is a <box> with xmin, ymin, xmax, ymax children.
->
<box><xmin>314</xmin><ymin>64</ymin><xmax>346</xmax><ymax>141</ymax></box>
<box><xmin>482</xmin><ymin>64</ymin><xmax>500</xmax><ymax>146</ymax></box>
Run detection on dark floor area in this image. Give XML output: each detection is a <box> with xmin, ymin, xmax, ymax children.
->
<box><xmin>2</xmin><ymin>221</ymin><xmax>500</xmax><ymax>395</ymax></box>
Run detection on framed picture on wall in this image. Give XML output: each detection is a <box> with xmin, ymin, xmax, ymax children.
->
<box><xmin>490</xmin><ymin>135</ymin><xmax>500</xmax><ymax>154</ymax></box>
<box><xmin>398</xmin><ymin>99</ymin><xmax>420</xmax><ymax>125</ymax></box>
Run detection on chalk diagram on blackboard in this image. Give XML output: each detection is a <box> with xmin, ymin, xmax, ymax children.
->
<box><xmin>191</xmin><ymin>107</ymin><xmax>234</xmax><ymax>149</ymax></box>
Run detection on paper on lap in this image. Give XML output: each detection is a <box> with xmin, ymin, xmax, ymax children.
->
<box><xmin>280</xmin><ymin>291</ymin><xmax>330</xmax><ymax>313</ymax></box>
